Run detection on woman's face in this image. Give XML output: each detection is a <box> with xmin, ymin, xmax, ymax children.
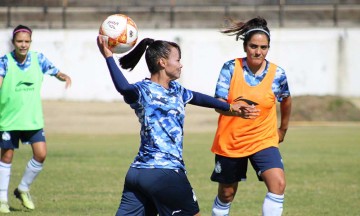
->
<box><xmin>164</xmin><ymin>47</ymin><xmax>183</xmax><ymax>80</ymax></box>
<box><xmin>12</xmin><ymin>32</ymin><xmax>31</xmax><ymax>58</ymax></box>
<box><xmin>244</xmin><ymin>33</ymin><xmax>269</xmax><ymax>67</ymax></box>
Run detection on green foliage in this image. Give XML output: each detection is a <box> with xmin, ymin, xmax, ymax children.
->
<box><xmin>6</xmin><ymin>126</ymin><xmax>360</xmax><ymax>215</ymax></box>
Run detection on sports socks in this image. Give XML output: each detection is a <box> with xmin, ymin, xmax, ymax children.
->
<box><xmin>18</xmin><ymin>158</ymin><xmax>43</xmax><ymax>192</ymax></box>
<box><xmin>212</xmin><ymin>196</ymin><xmax>231</xmax><ymax>216</ymax></box>
<box><xmin>0</xmin><ymin>161</ymin><xmax>11</xmax><ymax>202</ymax></box>
<box><xmin>262</xmin><ymin>192</ymin><xmax>284</xmax><ymax>216</ymax></box>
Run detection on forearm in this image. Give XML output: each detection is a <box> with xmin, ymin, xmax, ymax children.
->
<box><xmin>189</xmin><ymin>91</ymin><xmax>230</xmax><ymax>111</ymax></box>
<box><xmin>55</xmin><ymin>72</ymin><xmax>69</xmax><ymax>81</ymax></box>
<box><xmin>215</xmin><ymin>98</ymin><xmax>245</xmax><ymax>116</ymax></box>
<box><xmin>105</xmin><ymin>57</ymin><xmax>138</xmax><ymax>103</ymax></box>
<box><xmin>214</xmin><ymin>98</ymin><xmax>234</xmax><ymax>116</ymax></box>
<box><xmin>189</xmin><ymin>92</ymin><xmax>259</xmax><ymax>119</ymax></box>
<box><xmin>279</xmin><ymin>96</ymin><xmax>292</xmax><ymax>130</ymax></box>
<box><xmin>55</xmin><ymin>71</ymin><xmax>72</xmax><ymax>88</ymax></box>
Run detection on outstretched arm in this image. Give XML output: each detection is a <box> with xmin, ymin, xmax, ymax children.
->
<box><xmin>214</xmin><ymin>98</ymin><xmax>259</xmax><ymax>119</ymax></box>
<box><xmin>189</xmin><ymin>91</ymin><xmax>259</xmax><ymax>118</ymax></box>
<box><xmin>55</xmin><ymin>72</ymin><xmax>72</xmax><ymax>89</ymax></box>
<box><xmin>97</xmin><ymin>36</ymin><xmax>139</xmax><ymax>104</ymax></box>
<box><xmin>189</xmin><ymin>91</ymin><xmax>229</xmax><ymax>110</ymax></box>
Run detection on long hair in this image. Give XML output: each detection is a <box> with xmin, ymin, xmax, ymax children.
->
<box><xmin>119</xmin><ymin>38</ymin><xmax>181</xmax><ymax>74</ymax></box>
<box><xmin>221</xmin><ymin>16</ymin><xmax>270</xmax><ymax>46</ymax></box>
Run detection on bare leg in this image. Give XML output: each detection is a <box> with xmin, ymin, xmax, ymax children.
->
<box><xmin>261</xmin><ymin>168</ymin><xmax>286</xmax><ymax>216</ymax></box>
<box><xmin>0</xmin><ymin>149</ymin><xmax>14</xmax><ymax>202</ymax></box>
<box><xmin>212</xmin><ymin>182</ymin><xmax>238</xmax><ymax>216</ymax></box>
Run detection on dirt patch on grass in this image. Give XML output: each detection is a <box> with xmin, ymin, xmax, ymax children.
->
<box><xmin>43</xmin><ymin>96</ymin><xmax>360</xmax><ymax>134</ymax></box>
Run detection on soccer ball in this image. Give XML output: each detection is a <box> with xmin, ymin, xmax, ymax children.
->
<box><xmin>99</xmin><ymin>14</ymin><xmax>138</xmax><ymax>54</ymax></box>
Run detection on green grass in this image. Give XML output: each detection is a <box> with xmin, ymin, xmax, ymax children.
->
<box><xmin>6</xmin><ymin>126</ymin><xmax>360</xmax><ymax>215</ymax></box>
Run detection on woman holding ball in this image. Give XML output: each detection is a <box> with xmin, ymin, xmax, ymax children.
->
<box><xmin>97</xmin><ymin>36</ymin><xmax>259</xmax><ymax>216</ymax></box>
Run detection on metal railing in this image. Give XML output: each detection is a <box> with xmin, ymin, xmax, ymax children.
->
<box><xmin>1</xmin><ymin>0</ymin><xmax>360</xmax><ymax>29</ymax></box>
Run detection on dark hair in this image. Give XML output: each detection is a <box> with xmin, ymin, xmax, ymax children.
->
<box><xmin>12</xmin><ymin>25</ymin><xmax>32</xmax><ymax>42</ymax></box>
<box><xmin>119</xmin><ymin>38</ymin><xmax>181</xmax><ymax>74</ymax></box>
<box><xmin>221</xmin><ymin>16</ymin><xmax>270</xmax><ymax>48</ymax></box>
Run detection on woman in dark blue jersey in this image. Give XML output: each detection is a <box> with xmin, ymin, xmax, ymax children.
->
<box><xmin>97</xmin><ymin>36</ymin><xmax>259</xmax><ymax>216</ymax></box>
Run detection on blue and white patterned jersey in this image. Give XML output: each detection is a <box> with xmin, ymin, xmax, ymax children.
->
<box><xmin>129</xmin><ymin>79</ymin><xmax>193</xmax><ymax>171</ymax></box>
<box><xmin>215</xmin><ymin>58</ymin><xmax>290</xmax><ymax>102</ymax></box>
<box><xmin>0</xmin><ymin>50</ymin><xmax>59</xmax><ymax>77</ymax></box>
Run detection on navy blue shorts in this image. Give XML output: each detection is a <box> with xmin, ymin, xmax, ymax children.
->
<box><xmin>0</xmin><ymin>129</ymin><xmax>46</xmax><ymax>149</ymax></box>
<box><xmin>211</xmin><ymin>147</ymin><xmax>284</xmax><ymax>184</ymax></box>
<box><xmin>116</xmin><ymin>167</ymin><xmax>200</xmax><ymax>216</ymax></box>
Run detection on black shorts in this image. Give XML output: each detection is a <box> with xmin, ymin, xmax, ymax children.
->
<box><xmin>0</xmin><ymin>129</ymin><xmax>46</xmax><ymax>149</ymax></box>
<box><xmin>116</xmin><ymin>167</ymin><xmax>200</xmax><ymax>216</ymax></box>
<box><xmin>211</xmin><ymin>147</ymin><xmax>284</xmax><ymax>184</ymax></box>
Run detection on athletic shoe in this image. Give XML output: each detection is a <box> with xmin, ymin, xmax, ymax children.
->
<box><xmin>0</xmin><ymin>201</ymin><xmax>10</xmax><ymax>213</ymax></box>
<box><xmin>14</xmin><ymin>188</ymin><xmax>35</xmax><ymax>210</ymax></box>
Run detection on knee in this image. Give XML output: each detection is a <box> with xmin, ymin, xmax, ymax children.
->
<box><xmin>263</xmin><ymin>168</ymin><xmax>286</xmax><ymax>195</ymax></box>
<box><xmin>278</xmin><ymin>178</ymin><xmax>286</xmax><ymax>194</ymax></box>
<box><xmin>33</xmin><ymin>152</ymin><xmax>47</xmax><ymax>163</ymax></box>
<box><xmin>218</xmin><ymin>193</ymin><xmax>235</xmax><ymax>203</ymax></box>
<box><xmin>270</xmin><ymin>178</ymin><xmax>286</xmax><ymax>195</ymax></box>
<box><xmin>218</xmin><ymin>186</ymin><xmax>237</xmax><ymax>203</ymax></box>
<box><xmin>1</xmin><ymin>150</ymin><xmax>14</xmax><ymax>164</ymax></box>
<box><xmin>1</xmin><ymin>157</ymin><xmax>13</xmax><ymax>164</ymax></box>
<box><xmin>32</xmin><ymin>141</ymin><xmax>47</xmax><ymax>163</ymax></box>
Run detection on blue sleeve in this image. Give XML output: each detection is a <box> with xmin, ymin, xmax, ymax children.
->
<box><xmin>189</xmin><ymin>91</ymin><xmax>230</xmax><ymax>111</ymax></box>
<box><xmin>37</xmin><ymin>52</ymin><xmax>60</xmax><ymax>76</ymax></box>
<box><xmin>105</xmin><ymin>57</ymin><xmax>139</xmax><ymax>104</ymax></box>
<box><xmin>0</xmin><ymin>55</ymin><xmax>7</xmax><ymax>77</ymax></box>
<box><xmin>180</xmin><ymin>84</ymin><xmax>193</xmax><ymax>105</ymax></box>
<box><xmin>273</xmin><ymin>66</ymin><xmax>291</xmax><ymax>102</ymax></box>
<box><xmin>215</xmin><ymin>60</ymin><xmax>234</xmax><ymax>100</ymax></box>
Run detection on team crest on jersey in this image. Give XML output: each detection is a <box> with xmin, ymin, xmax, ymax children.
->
<box><xmin>214</xmin><ymin>161</ymin><xmax>222</xmax><ymax>173</ymax></box>
<box><xmin>2</xmin><ymin>132</ymin><xmax>11</xmax><ymax>141</ymax></box>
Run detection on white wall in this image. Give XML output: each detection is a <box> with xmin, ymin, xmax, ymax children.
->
<box><xmin>1</xmin><ymin>28</ymin><xmax>359</xmax><ymax>101</ymax></box>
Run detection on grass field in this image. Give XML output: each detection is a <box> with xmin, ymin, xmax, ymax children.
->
<box><xmin>5</xmin><ymin>125</ymin><xmax>360</xmax><ymax>216</ymax></box>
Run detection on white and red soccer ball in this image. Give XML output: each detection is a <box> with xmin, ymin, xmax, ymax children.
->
<box><xmin>99</xmin><ymin>14</ymin><xmax>138</xmax><ymax>54</ymax></box>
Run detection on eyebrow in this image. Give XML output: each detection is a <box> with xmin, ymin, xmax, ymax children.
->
<box><xmin>249</xmin><ymin>43</ymin><xmax>269</xmax><ymax>47</ymax></box>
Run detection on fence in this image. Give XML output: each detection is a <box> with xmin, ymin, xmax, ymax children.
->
<box><xmin>1</xmin><ymin>0</ymin><xmax>360</xmax><ymax>29</ymax></box>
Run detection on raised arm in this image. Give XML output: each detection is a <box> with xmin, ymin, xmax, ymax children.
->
<box><xmin>97</xmin><ymin>36</ymin><xmax>139</xmax><ymax>104</ymax></box>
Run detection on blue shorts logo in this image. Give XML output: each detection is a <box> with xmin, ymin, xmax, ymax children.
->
<box><xmin>214</xmin><ymin>161</ymin><xmax>222</xmax><ymax>173</ymax></box>
<box><xmin>2</xmin><ymin>132</ymin><xmax>10</xmax><ymax>141</ymax></box>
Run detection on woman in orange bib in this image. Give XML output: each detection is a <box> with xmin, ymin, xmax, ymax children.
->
<box><xmin>210</xmin><ymin>17</ymin><xmax>292</xmax><ymax>216</ymax></box>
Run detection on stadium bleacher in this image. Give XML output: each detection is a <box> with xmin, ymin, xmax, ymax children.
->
<box><xmin>0</xmin><ymin>0</ymin><xmax>359</xmax><ymax>29</ymax></box>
